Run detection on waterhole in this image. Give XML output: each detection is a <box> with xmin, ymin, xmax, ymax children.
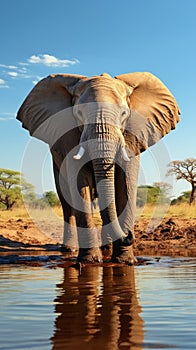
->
<box><xmin>0</xmin><ymin>257</ymin><xmax>196</xmax><ymax>349</ymax></box>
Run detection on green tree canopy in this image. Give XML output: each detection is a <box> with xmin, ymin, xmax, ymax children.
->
<box><xmin>0</xmin><ymin>168</ymin><xmax>34</xmax><ymax>210</ymax></box>
<box><xmin>136</xmin><ymin>183</ymin><xmax>171</xmax><ymax>207</ymax></box>
<box><xmin>171</xmin><ymin>191</ymin><xmax>191</xmax><ymax>205</ymax></box>
<box><xmin>43</xmin><ymin>191</ymin><xmax>60</xmax><ymax>207</ymax></box>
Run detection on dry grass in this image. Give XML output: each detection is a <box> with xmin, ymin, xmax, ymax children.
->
<box><xmin>0</xmin><ymin>203</ymin><xmax>195</xmax><ymax>222</ymax></box>
<box><xmin>167</xmin><ymin>203</ymin><xmax>196</xmax><ymax>219</ymax></box>
<box><xmin>0</xmin><ymin>205</ymin><xmax>63</xmax><ymax>222</ymax></box>
<box><xmin>136</xmin><ymin>203</ymin><xmax>196</xmax><ymax>219</ymax></box>
<box><xmin>0</xmin><ymin>206</ymin><xmax>30</xmax><ymax>220</ymax></box>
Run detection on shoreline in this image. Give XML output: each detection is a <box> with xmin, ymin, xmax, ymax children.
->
<box><xmin>0</xmin><ymin>215</ymin><xmax>195</xmax><ymax>262</ymax></box>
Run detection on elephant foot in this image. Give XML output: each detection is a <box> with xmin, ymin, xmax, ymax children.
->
<box><xmin>101</xmin><ymin>243</ymin><xmax>113</xmax><ymax>259</ymax></box>
<box><xmin>60</xmin><ymin>245</ymin><xmax>78</xmax><ymax>254</ymax></box>
<box><xmin>112</xmin><ymin>245</ymin><xmax>137</xmax><ymax>265</ymax></box>
<box><xmin>77</xmin><ymin>247</ymin><xmax>102</xmax><ymax>263</ymax></box>
<box><xmin>112</xmin><ymin>231</ymin><xmax>137</xmax><ymax>265</ymax></box>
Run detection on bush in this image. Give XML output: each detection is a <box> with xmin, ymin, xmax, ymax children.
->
<box><xmin>171</xmin><ymin>191</ymin><xmax>191</xmax><ymax>205</ymax></box>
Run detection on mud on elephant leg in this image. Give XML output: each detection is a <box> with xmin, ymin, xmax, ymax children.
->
<box><xmin>112</xmin><ymin>235</ymin><xmax>136</xmax><ymax>265</ymax></box>
<box><xmin>61</xmin><ymin>207</ymin><xmax>78</xmax><ymax>253</ymax></box>
<box><xmin>77</xmin><ymin>245</ymin><xmax>102</xmax><ymax>263</ymax></box>
<box><xmin>74</xmin><ymin>186</ymin><xmax>102</xmax><ymax>263</ymax></box>
<box><xmin>100</xmin><ymin>226</ymin><xmax>113</xmax><ymax>260</ymax></box>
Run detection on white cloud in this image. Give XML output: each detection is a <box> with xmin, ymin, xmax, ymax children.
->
<box><xmin>18</xmin><ymin>62</ymin><xmax>29</xmax><ymax>66</ymax></box>
<box><xmin>7</xmin><ymin>72</ymin><xmax>18</xmax><ymax>77</ymax></box>
<box><xmin>7</xmin><ymin>70</ymin><xmax>32</xmax><ymax>79</ymax></box>
<box><xmin>0</xmin><ymin>78</ymin><xmax>9</xmax><ymax>88</ymax></box>
<box><xmin>0</xmin><ymin>117</ymin><xmax>15</xmax><ymax>121</ymax></box>
<box><xmin>0</xmin><ymin>54</ymin><xmax>80</xmax><ymax>86</ymax></box>
<box><xmin>32</xmin><ymin>80</ymin><xmax>39</xmax><ymax>85</ymax></box>
<box><xmin>0</xmin><ymin>112</ymin><xmax>15</xmax><ymax>117</ymax></box>
<box><xmin>0</xmin><ymin>112</ymin><xmax>15</xmax><ymax>121</ymax></box>
<box><xmin>32</xmin><ymin>75</ymin><xmax>44</xmax><ymax>85</ymax></box>
<box><xmin>19</xmin><ymin>67</ymin><xmax>28</xmax><ymax>72</ymax></box>
<box><xmin>28</xmin><ymin>54</ymin><xmax>79</xmax><ymax>67</ymax></box>
<box><xmin>0</xmin><ymin>64</ymin><xmax>18</xmax><ymax>69</ymax></box>
<box><xmin>0</xmin><ymin>60</ymin><xmax>31</xmax><ymax>80</ymax></box>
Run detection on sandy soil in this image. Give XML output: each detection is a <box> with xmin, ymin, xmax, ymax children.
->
<box><xmin>133</xmin><ymin>217</ymin><xmax>196</xmax><ymax>257</ymax></box>
<box><xmin>0</xmin><ymin>215</ymin><xmax>195</xmax><ymax>259</ymax></box>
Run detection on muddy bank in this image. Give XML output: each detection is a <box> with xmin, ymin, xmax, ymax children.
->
<box><xmin>133</xmin><ymin>217</ymin><xmax>196</xmax><ymax>256</ymax></box>
<box><xmin>0</xmin><ymin>216</ymin><xmax>195</xmax><ymax>259</ymax></box>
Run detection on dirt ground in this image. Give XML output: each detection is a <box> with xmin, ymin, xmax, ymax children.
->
<box><xmin>133</xmin><ymin>217</ymin><xmax>196</xmax><ymax>257</ymax></box>
<box><xmin>0</xmin><ymin>215</ymin><xmax>195</xmax><ymax>259</ymax></box>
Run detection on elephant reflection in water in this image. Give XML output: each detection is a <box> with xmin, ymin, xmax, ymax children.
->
<box><xmin>51</xmin><ymin>266</ymin><xmax>144</xmax><ymax>349</ymax></box>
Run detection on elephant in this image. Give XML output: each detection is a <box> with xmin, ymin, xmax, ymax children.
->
<box><xmin>17</xmin><ymin>72</ymin><xmax>180</xmax><ymax>264</ymax></box>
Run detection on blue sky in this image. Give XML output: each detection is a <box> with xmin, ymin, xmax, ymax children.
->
<box><xmin>0</xmin><ymin>0</ymin><xmax>195</xmax><ymax>197</ymax></box>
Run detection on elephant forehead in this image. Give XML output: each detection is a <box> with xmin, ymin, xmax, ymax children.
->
<box><xmin>75</xmin><ymin>76</ymin><xmax>128</xmax><ymax>105</ymax></box>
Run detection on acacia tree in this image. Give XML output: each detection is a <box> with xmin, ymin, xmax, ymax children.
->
<box><xmin>43</xmin><ymin>191</ymin><xmax>60</xmax><ymax>207</ymax></box>
<box><xmin>153</xmin><ymin>182</ymin><xmax>172</xmax><ymax>201</ymax></box>
<box><xmin>167</xmin><ymin>158</ymin><xmax>196</xmax><ymax>204</ymax></box>
<box><xmin>0</xmin><ymin>168</ymin><xmax>33</xmax><ymax>209</ymax></box>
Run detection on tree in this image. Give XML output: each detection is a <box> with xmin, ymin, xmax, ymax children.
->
<box><xmin>137</xmin><ymin>186</ymin><xmax>148</xmax><ymax>207</ymax></box>
<box><xmin>137</xmin><ymin>185</ymin><xmax>160</xmax><ymax>207</ymax></box>
<box><xmin>0</xmin><ymin>168</ymin><xmax>34</xmax><ymax>210</ymax></box>
<box><xmin>153</xmin><ymin>182</ymin><xmax>172</xmax><ymax>202</ymax></box>
<box><xmin>23</xmin><ymin>191</ymin><xmax>39</xmax><ymax>208</ymax></box>
<box><xmin>136</xmin><ymin>183</ymin><xmax>171</xmax><ymax>207</ymax></box>
<box><xmin>43</xmin><ymin>191</ymin><xmax>60</xmax><ymax>207</ymax></box>
<box><xmin>171</xmin><ymin>191</ymin><xmax>191</xmax><ymax>205</ymax></box>
<box><xmin>167</xmin><ymin>158</ymin><xmax>196</xmax><ymax>204</ymax></box>
<box><xmin>23</xmin><ymin>190</ymin><xmax>60</xmax><ymax>209</ymax></box>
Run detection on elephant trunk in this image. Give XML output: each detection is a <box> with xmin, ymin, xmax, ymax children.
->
<box><xmin>92</xmin><ymin>158</ymin><xmax>126</xmax><ymax>242</ymax></box>
<box><xmin>88</xmin><ymin>125</ymin><xmax>126</xmax><ymax>242</ymax></box>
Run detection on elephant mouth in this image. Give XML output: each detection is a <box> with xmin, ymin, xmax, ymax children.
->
<box><xmin>74</xmin><ymin>144</ymin><xmax>129</xmax><ymax>162</ymax></box>
<box><xmin>73</xmin><ymin>123</ymin><xmax>130</xmax><ymax>163</ymax></box>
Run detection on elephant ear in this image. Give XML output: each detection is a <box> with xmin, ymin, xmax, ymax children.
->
<box><xmin>116</xmin><ymin>72</ymin><xmax>180</xmax><ymax>155</ymax></box>
<box><xmin>17</xmin><ymin>74</ymin><xmax>86</xmax><ymax>144</ymax></box>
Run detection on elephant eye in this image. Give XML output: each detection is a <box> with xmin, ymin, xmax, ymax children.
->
<box><xmin>121</xmin><ymin>109</ymin><xmax>129</xmax><ymax>122</ymax></box>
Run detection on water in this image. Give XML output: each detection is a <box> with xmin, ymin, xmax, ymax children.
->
<box><xmin>0</xmin><ymin>258</ymin><xmax>196</xmax><ymax>350</ymax></box>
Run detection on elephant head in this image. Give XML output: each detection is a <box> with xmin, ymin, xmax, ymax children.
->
<box><xmin>17</xmin><ymin>72</ymin><xmax>180</xmax><ymax>249</ymax></box>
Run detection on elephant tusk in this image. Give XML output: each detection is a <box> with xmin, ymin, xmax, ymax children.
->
<box><xmin>73</xmin><ymin>146</ymin><xmax>85</xmax><ymax>160</ymax></box>
<box><xmin>121</xmin><ymin>146</ymin><xmax>130</xmax><ymax>162</ymax></box>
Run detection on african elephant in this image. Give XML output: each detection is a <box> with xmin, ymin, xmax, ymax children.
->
<box><xmin>17</xmin><ymin>72</ymin><xmax>180</xmax><ymax>263</ymax></box>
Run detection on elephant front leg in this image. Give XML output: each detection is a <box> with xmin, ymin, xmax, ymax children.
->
<box><xmin>67</xmin><ymin>156</ymin><xmax>102</xmax><ymax>263</ymax></box>
<box><xmin>113</xmin><ymin>156</ymin><xmax>140</xmax><ymax>264</ymax></box>
<box><xmin>52</xmin><ymin>159</ymin><xmax>78</xmax><ymax>253</ymax></box>
<box><xmin>61</xmin><ymin>204</ymin><xmax>78</xmax><ymax>252</ymax></box>
<box><xmin>73</xmin><ymin>186</ymin><xmax>102</xmax><ymax>263</ymax></box>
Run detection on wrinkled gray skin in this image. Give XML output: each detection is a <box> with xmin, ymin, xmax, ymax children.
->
<box><xmin>17</xmin><ymin>72</ymin><xmax>180</xmax><ymax>263</ymax></box>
